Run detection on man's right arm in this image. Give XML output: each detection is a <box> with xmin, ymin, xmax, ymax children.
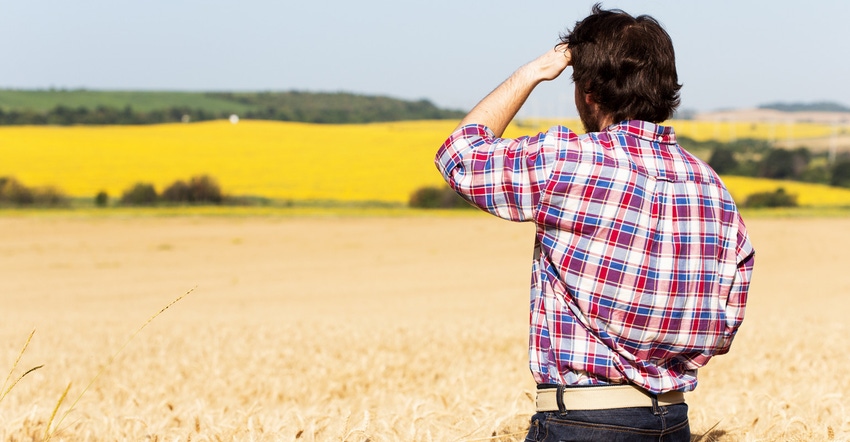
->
<box><xmin>454</xmin><ymin>45</ymin><xmax>571</xmax><ymax>137</ymax></box>
<box><xmin>433</xmin><ymin>45</ymin><xmax>572</xmax><ymax>221</ymax></box>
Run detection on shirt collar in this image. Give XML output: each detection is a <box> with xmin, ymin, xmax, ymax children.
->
<box><xmin>604</xmin><ymin>120</ymin><xmax>677</xmax><ymax>145</ymax></box>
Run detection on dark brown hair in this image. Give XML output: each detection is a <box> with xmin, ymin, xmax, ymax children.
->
<box><xmin>561</xmin><ymin>4</ymin><xmax>681</xmax><ymax>123</ymax></box>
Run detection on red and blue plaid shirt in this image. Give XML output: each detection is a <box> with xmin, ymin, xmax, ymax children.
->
<box><xmin>436</xmin><ymin>121</ymin><xmax>754</xmax><ymax>394</ymax></box>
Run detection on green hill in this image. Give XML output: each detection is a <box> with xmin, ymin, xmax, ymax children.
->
<box><xmin>759</xmin><ymin>101</ymin><xmax>850</xmax><ymax>113</ymax></box>
<box><xmin>0</xmin><ymin>89</ymin><xmax>465</xmax><ymax>125</ymax></box>
<box><xmin>0</xmin><ymin>89</ymin><xmax>253</xmax><ymax>113</ymax></box>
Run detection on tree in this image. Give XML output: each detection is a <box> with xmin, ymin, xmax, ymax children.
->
<box><xmin>409</xmin><ymin>186</ymin><xmax>473</xmax><ymax>209</ymax></box>
<box><xmin>708</xmin><ymin>148</ymin><xmax>738</xmax><ymax>174</ymax></box>
<box><xmin>33</xmin><ymin>186</ymin><xmax>68</xmax><ymax>206</ymax></box>
<box><xmin>830</xmin><ymin>160</ymin><xmax>850</xmax><ymax>188</ymax></box>
<box><xmin>121</xmin><ymin>183</ymin><xmax>158</xmax><ymax>206</ymax></box>
<box><xmin>758</xmin><ymin>147</ymin><xmax>810</xmax><ymax>180</ymax></box>
<box><xmin>0</xmin><ymin>177</ymin><xmax>34</xmax><ymax>205</ymax></box>
<box><xmin>744</xmin><ymin>188</ymin><xmax>798</xmax><ymax>208</ymax></box>
<box><xmin>187</xmin><ymin>175</ymin><xmax>223</xmax><ymax>203</ymax></box>
<box><xmin>162</xmin><ymin>180</ymin><xmax>191</xmax><ymax>203</ymax></box>
<box><xmin>95</xmin><ymin>190</ymin><xmax>109</xmax><ymax>207</ymax></box>
<box><xmin>162</xmin><ymin>175</ymin><xmax>223</xmax><ymax>204</ymax></box>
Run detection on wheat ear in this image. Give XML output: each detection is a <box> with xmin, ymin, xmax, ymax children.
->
<box><xmin>43</xmin><ymin>382</ymin><xmax>72</xmax><ymax>440</ymax></box>
<box><xmin>44</xmin><ymin>286</ymin><xmax>196</xmax><ymax>441</ymax></box>
<box><xmin>0</xmin><ymin>329</ymin><xmax>44</xmax><ymax>404</ymax></box>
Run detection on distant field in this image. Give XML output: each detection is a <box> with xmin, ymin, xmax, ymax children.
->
<box><xmin>0</xmin><ymin>90</ymin><xmax>257</xmax><ymax>114</ymax></box>
<box><xmin>0</xmin><ymin>90</ymin><xmax>465</xmax><ymax>124</ymax></box>
<box><xmin>671</xmin><ymin>119</ymin><xmax>840</xmax><ymax>142</ymax></box>
<box><xmin>3</xmin><ymin>119</ymin><xmax>850</xmax><ymax>206</ymax></box>
<box><xmin>0</xmin><ymin>120</ymin><xmax>457</xmax><ymax>203</ymax></box>
<box><xmin>2</xmin><ymin>89</ymin><xmax>845</xmax><ymax>151</ymax></box>
<box><xmin>720</xmin><ymin>176</ymin><xmax>850</xmax><ymax>207</ymax></box>
<box><xmin>519</xmin><ymin>117</ymin><xmax>844</xmax><ymax>144</ymax></box>
<box><xmin>2</xmin><ymin>89</ymin><xmax>842</xmax><ymax>144</ymax></box>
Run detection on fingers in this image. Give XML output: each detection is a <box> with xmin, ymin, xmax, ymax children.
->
<box><xmin>555</xmin><ymin>43</ymin><xmax>571</xmax><ymax>66</ymax></box>
<box><xmin>523</xmin><ymin>44</ymin><xmax>571</xmax><ymax>82</ymax></box>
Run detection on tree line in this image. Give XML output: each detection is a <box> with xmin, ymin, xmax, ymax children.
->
<box><xmin>758</xmin><ymin>101</ymin><xmax>850</xmax><ymax>113</ymax></box>
<box><xmin>690</xmin><ymin>136</ymin><xmax>850</xmax><ymax>188</ymax></box>
<box><xmin>0</xmin><ymin>175</ymin><xmax>227</xmax><ymax>208</ymax></box>
<box><xmin>689</xmin><ymin>136</ymin><xmax>850</xmax><ymax>207</ymax></box>
<box><xmin>0</xmin><ymin>91</ymin><xmax>466</xmax><ymax>125</ymax></box>
<box><xmin>0</xmin><ymin>106</ymin><xmax>222</xmax><ymax>126</ymax></box>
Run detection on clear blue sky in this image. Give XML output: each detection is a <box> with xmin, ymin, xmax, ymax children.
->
<box><xmin>2</xmin><ymin>0</ymin><xmax>848</xmax><ymax>117</ymax></box>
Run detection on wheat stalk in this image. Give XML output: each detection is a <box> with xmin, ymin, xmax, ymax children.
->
<box><xmin>694</xmin><ymin>420</ymin><xmax>723</xmax><ymax>442</ymax></box>
<box><xmin>43</xmin><ymin>382</ymin><xmax>72</xmax><ymax>440</ymax></box>
<box><xmin>44</xmin><ymin>286</ymin><xmax>196</xmax><ymax>441</ymax></box>
<box><xmin>0</xmin><ymin>329</ymin><xmax>44</xmax><ymax>404</ymax></box>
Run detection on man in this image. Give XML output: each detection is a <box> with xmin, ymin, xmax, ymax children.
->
<box><xmin>435</xmin><ymin>5</ymin><xmax>754</xmax><ymax>441</ymax></box>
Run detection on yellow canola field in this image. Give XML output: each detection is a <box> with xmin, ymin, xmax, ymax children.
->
<box><xmin>2</xmin><ymin>119</ymin><xmax>850</xmax><ymax>206</ymax></box>
<box><xmin>520</xmin><ymin>118</ymin><xmax>839</xmax><ymax>142</ymax></box>
<box><xmin>668</xmin><ymin>119</ymin><xmax>837</xmax><ymax>142</ymax></box>
<box><xmin>0</xmin><ymin>119</ymin><xmax>577</xmax><ymax>203</ymax></box>
<box><xmin>721</xmin><ymin>176</ymin><xmax>850</xmax><ymax>207</ymax></box>
<box><xmin>0</xmin><ymin>120</ymin><xmax>458</xmax><ymax>203</ymax></box>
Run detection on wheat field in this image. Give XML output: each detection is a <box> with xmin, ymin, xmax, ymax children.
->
<box><xmin>1</xmin><ymin>212</ymin><xmax>848</xmax><ymax>441</ymax></box>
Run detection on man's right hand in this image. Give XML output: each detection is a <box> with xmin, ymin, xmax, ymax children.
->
<box><xmin>522</xmin><ymin>44</ymin><xmax>571</xmax><ymax>83</ymax></box>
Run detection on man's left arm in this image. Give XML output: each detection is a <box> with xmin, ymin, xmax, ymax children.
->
<box><xmin>716</xmin><ymin>229</ymin><xmax>755</xmax><ymax>355</ymax></box>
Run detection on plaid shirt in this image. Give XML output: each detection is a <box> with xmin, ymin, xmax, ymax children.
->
<box><xmin>435</xmin><ymin>121</ymin><xmax>754</xmax><ymax>394</ymax></box>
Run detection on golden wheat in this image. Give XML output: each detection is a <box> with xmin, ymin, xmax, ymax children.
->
<box><xmin>0</xmin><ymin>214</ymin><xmax>847</xmax><ymax>441</ymax></box>
<box><xmin>1</xmin><ymin>330</ymin><xmax>42</xmax><ymax>405</ymax></box>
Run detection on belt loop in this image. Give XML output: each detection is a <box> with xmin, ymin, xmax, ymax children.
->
<box><xmin>651</xmin><ymin>395</ymin><xmax>660</xmax><ymax>415</ymax></box>
<box><xmin>556</xmin><ymin>385</ymin><xmax>566</xmax><ymax>414</ymax></box>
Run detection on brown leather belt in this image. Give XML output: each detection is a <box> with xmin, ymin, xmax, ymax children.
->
<box><xmin>536</xmin><ymin>385</ymin><xmax>685</xmax><ymax>412</ymax></box>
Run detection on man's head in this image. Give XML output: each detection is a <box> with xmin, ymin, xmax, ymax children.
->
<box><xmin>562</xmin><ymin>4</ymin><xmax>681</xmax><ymax>132</ymax></box>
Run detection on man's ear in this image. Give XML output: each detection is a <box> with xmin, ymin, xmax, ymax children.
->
<box><xmin>584</xmin><ymin>91</ymin><xmax>595</xmax><ymax>105</ymax></box>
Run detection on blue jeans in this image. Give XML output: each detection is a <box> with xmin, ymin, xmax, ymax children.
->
<box><xmin>525</xmin><ymin>403</ymin><xmax>690</xmax><ymax>442</ymax></box>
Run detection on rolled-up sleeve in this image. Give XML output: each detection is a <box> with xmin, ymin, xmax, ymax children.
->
<box><xmin>716</xmin><ymin>224</ymin><xmax>755</xmax><ymax>355</ymax></box>
<box><xmin>435</xmin><ymin>124</ymin><xmax>559</xmax><ymax>222</ymax></box>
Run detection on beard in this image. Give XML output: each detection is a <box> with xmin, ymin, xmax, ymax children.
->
<box><xmin>576</xmin><ymin>94</ymin><xmax>603</xmax><ymax>133</ymax></box>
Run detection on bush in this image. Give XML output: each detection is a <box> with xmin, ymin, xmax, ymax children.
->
<box><xmin>757</xmin><ymin>148</ymin><xmax>810</xmax><ymax>180</ymax></box>
<box><xmin>0</xmin><ymin>177</ymin><xmax>68</xmax><ymax>207</ymax></box>
<box><xmin>743</xmin><ymin>187</ymin><xmax>798</xmax><ymax>208</ymax></box>
<box><xmin>33</xmin><ymin>186</ymin><xmax>69</xmax><ymax>207</ymax></box>
<box><xmin>830</xmin><ymin>160</ymin><xmax>850</xmax><ymax>188</ymax></box>
<box><xmin>121</xmin><ymin>183</ymin><xmax>158</xmax><ymax>206</ymax></box>
<box><xmin>409</xmin><ymin>185</ymin><xmax>473</xmax><ymax>209</ymax></box>
<box><xmin>162</xmin><ymin>175</ymin><xmax>223</xmax><ymax>204</ymax></box>
<box><xmin>0</xmin><ymin>177</ymin><xmax>34</xmax><ymax>205</ymax></box>
<box><xmin>95</xmin><ymin>190</ymin><xmax>109</xmax><ymax>207</ymax></box>
<box><xmin>186</xmin><ymin>175</ymin><xmax>223</xmax><ymax>204</ymax></box>
<box><xmin>162</xmin><ymin>180</ymin><xmax>191</xmax><ymax>203</ymax></box>
<box><xmin>708</xmin><ymin>148</ymin><xmax>738</xmax><ymax>174</ymax></box>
